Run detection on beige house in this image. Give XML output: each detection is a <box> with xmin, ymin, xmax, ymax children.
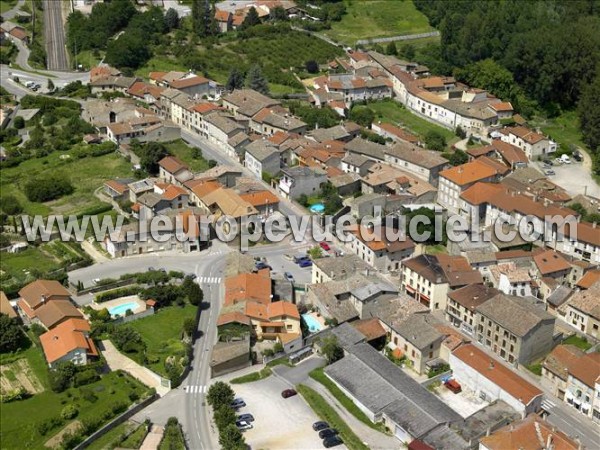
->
<box><xmin>475</xmin><ymin>293</ymin><xmax>556</xmax><ymax>366</ymax></box>
<box><xmin>541</xmin><ymin>344</ymin><xmax>585</xmax><ymax>401</ymax></box>
<box><xmin>557</xmin><ymin>280</ymin><xmax>600</xmax><ymax>340</ymax></box>
<box><xmin>446</xmin><ymin>284</ymin><xmax>500</xmax><ymax>336</ymax></box>
<box><xmin>401</xmin><ymin>254</ymin><xmax>483</xmax><ymax>311</ymax></box>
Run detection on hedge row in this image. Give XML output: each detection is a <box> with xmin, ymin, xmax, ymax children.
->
<box><xmin>95</xmin><ymin>286</ymin><xmax>141</xmax><ymax>303</ymax></box>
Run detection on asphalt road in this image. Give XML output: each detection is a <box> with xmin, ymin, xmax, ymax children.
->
<box><xmin>44</xmin><ymin>0</ymin><xmax>69</xmax><ymax>71</ymax></box>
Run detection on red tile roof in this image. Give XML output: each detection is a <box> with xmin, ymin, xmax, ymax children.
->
<box><xmin>440</xmin><ymin>159</ymin><xmax>498</xmax><ymax>186</ymax></box>
<box><xmin>39</xmin><ymin>318</ymin><xmax>95</xmax><ymax>364</ymax></box>
<box><xmin>171</xmin><ymin>76</ymin><xmax>210</xmax><ymax>89</ymax></box>
<box><xmin>453</xmin><ymin>344</ymin><xmax>542</xmax><ymax>405</ymax></box>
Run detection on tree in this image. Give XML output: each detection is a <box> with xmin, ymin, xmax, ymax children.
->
<box><xmin>207</xmin><ymin>381</ymin><xmax>235</xmax><ymax>408</ymax></box>
<box><xmin>214</xmin><ymin>404</ymin><xmax>236</xmax><ymax>431</ymax></box>
<box><xmin>24</xmin><ymin>175</ymin><xmax>74</xmax><ymax>202</ymax></box>
<box><xmin>424</xmin><ymin>130</ymin><xmax>447</xmax><ymax>151</ymax></box>
<box><xmin>181</xmin><ymin>278</ymin><xmax>203</xmax><ymax>306</ymax></box>
<box><xmin>219</xmin><ymin>424</ymin><xmax>246</xmax><ymax>450</ymax></box>
<box><xmin>448</xmin><ymin>149</ymin><xmax>468</xmax><ymax>166</ymax></box>
<box><xmin>105</xmin><ymin>29</ymin><xmax>150</xmax><ymax>70</ymax></box>
<box><xmin>270</xmin><ymin>5</ymin><xmax>288</xmax><ymax>21</ymax></box>
<box><xmin>305</xmin><ymin>60</ymin><xmax>319</xmax><ymax>74</ymax></box>
<box><xmin>138</xmin><ymin>142</ymin><xmax>169</xmax><ymax>175</ymax></box>
<box><xmin>320</xmin><ymin>335</ymin><xmax>343</xmax><ymax>364</ymax></box>
<box><xmin>307</xmin><ymin>245</ymin><xmax>323</xmax><ymax>260</ymax></box>
<box><xmin>246</xmin><ymin>64</ymin><xmax>269</xmax><ymax>96</ymax></box>
<box><xmin>183</xmin><ymin>318</ymin><xmax>196</xmax><ymax>337</ymax></box>
<box><xmin>0</xmin><ymin>313</ymin><xmax>27</xmax><ymax>353</ymax></box>
<box><xmin>13</xmin><ymin>116</ymin><xmax>24</xmax><ymax>129</ymax></box>
<box><xmin>386</xmin><ymin>41</ymin><xmax>397</xmax><ymax>56</ymax></box>
<box><xmin>241</xmin><ymin>6</ymin><xmax>260</xmax><ymax>30</ymax></box>
<box><xmin>165</xmin><ymin>8</ymin><xmax>179</xmax><ymax>31</ymax></box>
<box><xmin>349</xmin><ymin>106</ymin><xmax>375</xmax><ymax>128</ymax></box>
<box><xmin>569</xmin><ymin>202</ymin><xmax>588</xmax><ymax>219</ymax></box>
<box><xmin>579</xmin><ymin>75</ymin><xmax>600</xmax><ymax>159</ymax></box>
<box><xmin>0</xmin><ymin>194</ymin><xmax>23</xmax><ymax>215</ymax></box>
<box><xmin>399</xmin><ymin>43</ymin><xmax>415</xmax><ymax>60</ymax></box>
<box><xmin>49</xmin><ymin>361</ymin><xmax>77</xmax><ymax>393</ymax></box>
<box><xmin>226</xmin><ymin>68</ymin><xmax>245</xmax><ymax>91</ymax></box>
<box><xmin>47</xmin><ymin>78</ymin><xmax>54</xmax><ymax>91</ymax></box>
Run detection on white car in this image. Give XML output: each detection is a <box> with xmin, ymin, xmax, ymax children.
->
<box><xmin>93</xmin><ymin>278</ymin><xmax>101</xmax><ymax>285</ymax></box>
<box><xmin>236</xmin><ymin>420</ymin><xmax>253</xmax><ymax>431</ymax></box>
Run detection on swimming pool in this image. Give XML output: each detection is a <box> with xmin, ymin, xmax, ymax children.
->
<box><xmin>309</xmin><ymin>203</ymin><xmax>325</xmax><ymax>213</ymax></box>
<box><xmin>109</xmin><ymin>302</ymin><xmax>139</xmax><ymax>316</ymax></box>
<box><xmin>302</xmin><ymin>313</ymin><xmax>323</xmax><ymax>333</ymax></box>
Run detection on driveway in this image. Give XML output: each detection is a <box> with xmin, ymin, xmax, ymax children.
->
<box><xmin>272</xmin><ymin>355</ymin><xmax>326</xmax><ymax>385</ymax></box>
<box><xmin>540</xmin><ymin>157</ymin><xmax>600</xmax><ymax>198</ymax></box>
<box><xmin>230</xmin><ymin>376</ymin><xmax>333</xmax><ymax>450</ymax></box>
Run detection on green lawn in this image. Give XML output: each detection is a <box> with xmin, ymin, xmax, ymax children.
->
<box><xmin>368</xmin><ymin>99</ymin><xmax>457</xmax><ymax>146</ymax></box>
<box><xmin>530</xmin><ymin>110</ymin><xmax>585</xmax><ymax>152</ymax></box>
<box><xmin>0</xmin><ymin>247</ymin><xmax>62</xmax><ymax>286</ymax></box>
<box><xmin>230</xmin><ymin>367</ymin><xmax>272</xmax><ymax>384</ymax></box>
<box><xmin>0</xmin><ymin>148</ymin><xmax>131</xmax><ymax>216</ymax></box>
<box><xmin>322</xmin><ymin>0</ymin><xmax>434</xmax><ymax>45</ymax></box>
<box><xmin>125</xmin><ymin>305</ymin><xmax>197</xmax><ymax>376</ymax></box>
<box><xmin>84</xmin><ymin>421</ymin><xmax>134</xmax><ymax>450</ymax></box>
<box><xmin>120</xmin><ymin>421</ymin><xmax>149</xmax><ymax>449</ymax></box>
<box><xmin>0</xmin><ymin>343</ymin><xmax>149</xmax><ymax>450</ymax></box>
<box><xmin>163</xmin><ymin>139</ymin><xmax>209</xmax><ymax>172</ymax></box>
<box><xmin>297</xmin><ymin>384</ymin><xmax>368</xmax><ymax>450</ymax></box>
<box><xmin>135</xmin><ymin>57</ymin><xmax>187</xmax><ymax>79</ymax></box>
<box><xmin>425</xmin><ymin>244</ymin><xmax>449</xmax><ymax>255</ymax></box>
<box><xmin>309</xmin><ymin>368</ymin><xmax>387</xmax><ymax>433</ymax></box>
<box><xmin>563</xmin><ymin>335</ymin><xmax>592</xmax><ymax>351</ymax></box>
<box><xmin>74</xmin><ymin>50</ymin><xmax>104</xmax><ymax>71</ymax></box>
<box><xmin>0</xmin><ymin>0</ymin><xmax>17</xmax><ymax>14</ymax></box>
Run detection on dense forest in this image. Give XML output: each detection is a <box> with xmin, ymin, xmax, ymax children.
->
<box><xmin>414</xmin><ymin>0</ymin><xmax>600</xmax><ymax>174</ymax></box>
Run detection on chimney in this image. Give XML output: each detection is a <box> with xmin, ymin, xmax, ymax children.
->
<box><xmin>41</xmin><ymin>294</ymin><xmax>47</xmax><ymax>304</ymax></box>
<box><xmin>489</xmin><ymin>360</ymin><xmax>495</xmax><ymax>369</ymax></box>
<box><xmin>546</xmin><ymin>434</ymin><xmax>553</xmax><ymax>450</ymax></box>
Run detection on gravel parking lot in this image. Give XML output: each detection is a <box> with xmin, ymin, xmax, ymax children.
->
<box><xmin>231</xmin><ymin>376</ymin><xmax>342</xmax><ymax>450</ymax></box>
<box><xmin>539</xmin><ymin>159</ymin><xmax>600</xmax><ymax>198</ymax></box>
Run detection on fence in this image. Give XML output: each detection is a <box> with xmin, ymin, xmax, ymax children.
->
<box><xmin>70</xmin><ymin>278</ymin><xmax>136</xmax><ymax>295</ymax></box>
<box><xmin>74</xmin><ymin>393</ymin><xmax>159</xmax><ymax>450</ymax></box>
<box><xmin>112</xmin><ymin>307</ymin><xmax>155</xmax><ymax>325</ymax></box>
<box><xmin>356</xmin><ymin>31</ymin><xmax>440</xmax><ymax>46</ymax></box>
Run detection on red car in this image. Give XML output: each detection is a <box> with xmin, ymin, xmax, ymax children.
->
<box><xmin>319</xmin><ymin>242</ymin><xmax>331</xmax><ymax>251</ymax></box>
<box><xmin>444</xmin><ymin>379</ymin><xmax>462</xmax><ymax>394</ymax></box>
<box><xmin>281</xmin><ymin>389</ymin><xmax>297</xmax><ymax>398</ymax></box>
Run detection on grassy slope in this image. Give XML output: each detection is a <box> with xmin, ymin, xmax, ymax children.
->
<box><xmin>368</xmin><ymin>99</ymin><xmax>457</xmax><ymax>145</ymax></box>
<box><xmin>0</xmin><ymin>343</ymin><xmax>148</xmax><ymax>450</ymax></box>
<box><xmin>0</xmin><ymin>149</ymin><xmax>131</xmax><ymax>216</ymax></box>
<box><xmin>126</xmin><ymin>305</ymin><xmax>197</xmax><ymax>376</ymax></box>
<box><xmin>323</xmin><ymin>0</ymin><xmax>433</xmax><ymax>45</ymax></box>
<box><xmin>138</xmin><ymin>30</ymin><xmax>343</xmax><ymax>95</ymax></box>
<box><xmin>163</xmin><ymin>139</ymin><xmax>209</xmax><ymax>172</ymax></box>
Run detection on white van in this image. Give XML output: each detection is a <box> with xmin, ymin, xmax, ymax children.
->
<box><xmin>560</xmin><ymin>154</ymin><xmax>571</xmax><ymax>164</ymax></box>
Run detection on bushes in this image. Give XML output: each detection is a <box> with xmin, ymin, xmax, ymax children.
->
<box><xmin>95</xmin><ymin>286</ymin><xmax>140</xmax><ymax>303</ymax></box>
<box><xmin>36</xmin><ymin>416</ymin><xmax>64</xmax><ymax>436</ymax></box>
<box><xmin>159</xmin><ymin>417</ymin><xmax>185</xmax><ymax>450</ymax></box>
<box><xmin>61</xmin><ymin>404</ymin><xmax>79</xmax><ymax>420</ymax></box>
<box><xmin>111</xmin><ymin>327</ymin><xmax>145</xmax><ymax>354</ymax></box>
<box><xmin>74</xmin><ymin>368</ymin><xmax>100</xmax><ymax>387</ymax></box>
<box><xmin>24</xmin><ymin>174</ymin><xmax>74</xmax><ymax>202</ymax></box>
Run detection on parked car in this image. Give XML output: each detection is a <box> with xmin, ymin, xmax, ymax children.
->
<box><xmin>319</xmin><ymin>242</ymin><xmax>331</xmax><ymax>251</ymax></box>
<box><xmin>236</xmin><ymin>420</ymin><xmax>253</xmax><ymax>431</ymax></box>
<box><xmin>294</xmin><ymin>254</ymin><xmax>309</xmax><ymax>263</ymax></box>
<box><xmin>560</xmin><ymin>154</ymin><xmax>571</xmax><ymax>164</ymax></box>
<box><xmin>319</xmin><ymin>428</ymin><xmax>338</xmax><ymax>439</ymax></box>
<box><xmin>284</xmin><ymin>272</ymin><xmax>294</xmax><ymax>282</ymax></box>
<box><xmin>255</xmin><ymin>262</ymin><xmax>272</xmax><ymax>270</ymax></box>
<box><xmin>231</xmin><ymin>398</ymin><xmax>246</xmax><ymax>408</ymax></box>
<box><xmin>573</xmin><ymin>151</ymin><xmax>583</xmax><ymax>161</ymax></box>
<box><xmin>323</xmin><ymin>436</ymin><xmax>343</xmax><ymax>448</ymax></box>
<box><xmin>25</xmin><ymin>81</ymin><xmax>35</xmax><ymax>88</ymax></box>
<box><xmin>185</xmin><ymin>273</ymin><xmax>197</xmax><ymax>280</ymax></box>
<box><xmin>281</xmin><ymin>389</ymin><xmax>297</xmax><ymax>398</ymax></box>
<box><xmin>444</xmin><ymin>379</ymin><xmax>462</xmax><ymax>394</ymax></box>
<box><xmin>554</xmin><ymin>158</ymin><xmax>563</xmax><ymax>164</ymax></box>
<box><xmin>237</xmin><ymin>413</ymin><xmax>254</xmax><ymax>422</ymax></box>
<box><xmin>543</xmin><ymin>159</ymin><xmax>553</xmax><ymax>166</ymax></box>
<box><xmin>298</xmin><ymin>259</ymin><xmax>313</xmax><ymax>268</ymax></box>
<box><xmin>313</xmin><ymin>421</ymin><xmax>329</xmax><ymax>431</ymax></box>
<box><xmin>545</xmin><ymin>170</ymin><xmax>556</xmax><ymax>176</ymax></box>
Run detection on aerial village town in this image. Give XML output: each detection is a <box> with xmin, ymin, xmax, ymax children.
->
<box><xmin>0</xmin><ymin>1</ymin><xmax>599</xmax><ymax>450</ymax></box>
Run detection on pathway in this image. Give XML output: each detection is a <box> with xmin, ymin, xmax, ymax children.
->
<box><xmin>100</xmin><ymin>340</ymin><xmax>170</xmax><ymax>396</ymax></box>
<box><xmin>139</xmin><ymin>424</ymin><xmax>164</xmax><ymax>450</ymax></box>
<box><xmin>81</xmin><ymin>238</ymin><xmax>109</xmax><ymax>263</ymax></box>
<box><xmin>356</xmin><ymin>31</ymin><xmax>440</xmax><ymax>46</ymax></box>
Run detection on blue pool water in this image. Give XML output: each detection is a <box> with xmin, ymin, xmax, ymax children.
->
<box><xmin>310</xmin><ymin>203</ymin><xmax>325</xmax><ymax>213</ymax></box>
<box><xmin>109</xmin><ymin>302</ymin><xmax>139</xmax><ymax>316</ymax></box>
<box><xmin>302</xmin><ymin>313</ymin><xmax>323</xmax><ymax>333</ymax></box>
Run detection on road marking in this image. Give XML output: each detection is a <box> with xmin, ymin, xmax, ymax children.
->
<box><xmin>185</xmin><ymin>385</ymin><xmax>206</xmax><ymax>394</ymax></box>
<box><xmin>197</xmin><ymin>276</ymin><xmax>222</xmax><ymax>284</ymax></box>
